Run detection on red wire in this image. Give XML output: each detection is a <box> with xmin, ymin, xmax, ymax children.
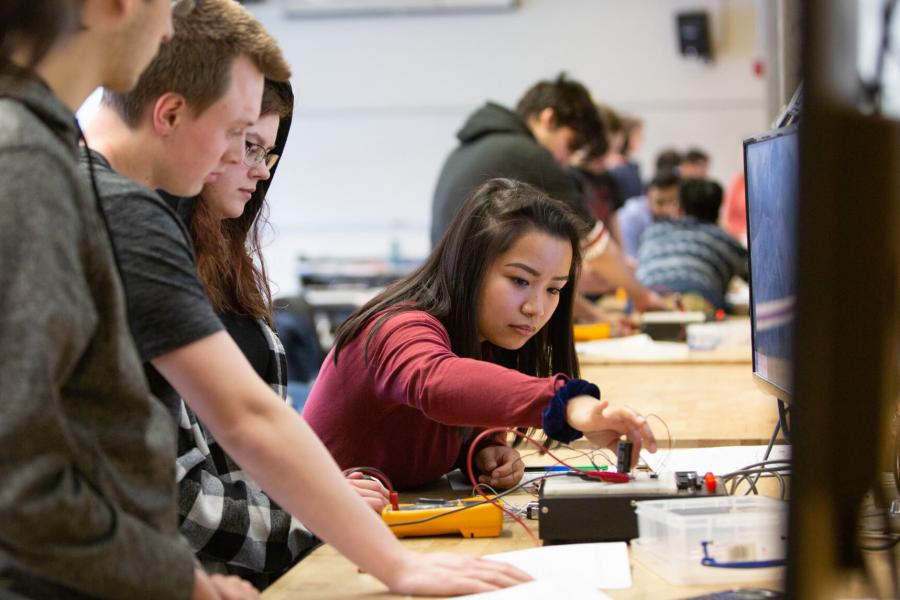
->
<box><xmin>465</xmin><ymin>426</ymin><xmax>628</xmax><ymax>547</ymax></box>
<box><xmin>349</xmin><ymin>431</ymin><xmax>628</xmax><ymax>544</ymax></box>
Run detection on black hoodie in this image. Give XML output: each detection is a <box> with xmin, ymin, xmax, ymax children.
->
<box><xmin>430</xmin><ymin>101</ymin><xmax>590</xmax><ymax>246</ymax></box>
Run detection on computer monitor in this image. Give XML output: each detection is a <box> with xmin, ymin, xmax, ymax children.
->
<box><xmin>743</xmin><ymin>125</ymin><xmax>800</xmax><ymax>405</ymax></box>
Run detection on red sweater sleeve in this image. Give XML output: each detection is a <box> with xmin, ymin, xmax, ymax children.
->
<box><xmin>366</xmin><ymin>311</ymin><xmax>568</xmax><ymax>428</ymax></box>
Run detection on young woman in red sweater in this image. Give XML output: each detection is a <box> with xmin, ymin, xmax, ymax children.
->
<box><xmin>303</xmin><ymin>178</ymin><xmax>657</xmax><ymax>489</ymax></box>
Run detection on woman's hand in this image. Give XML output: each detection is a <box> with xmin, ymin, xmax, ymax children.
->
<box><xmin>565</xmin><ymin>396</ymin><xmax>657</xmax><ymax>466</ymax></box>
<box><xmin>475</xmin><ymin>445</ymin><xmax>525</xmax><ymax>489</ymax></box>
<box><xmin>345</xmin><ymin>472</ymin><xmax>390</xmax><ymax>513</ymax></box>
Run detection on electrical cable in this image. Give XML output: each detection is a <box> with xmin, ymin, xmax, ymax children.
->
<box><xmin>722</xmin><ymin>465</ymin><xmax>791</xmax><ymax>499</ymax></box>
<box><xmin>373</xmin><ymin>424</ymin><xmax>655</xmax><ymax>543</ymax></box>
<box><xmin>638</xmin><ymin>413</ymin><xmax>673</xmax><ymax>473</ymax></box>
<box><xmin>777</xmin><ymin>400</ymin><xmax>790</xmax><ymax>442</ymax></box>
<box><xmin>555</xmin><ymin>443</ymin><xmax>605</xmax><ymax>469</ymax></box>
<box><xmin>465</xmin><ymin>426</ymin><xmax>639</xmax><ymax>546</ymax></box>
<box><xmin>380</xmin><ymin>471</ymin><xmax>571</xmax><ymax>529</ymax></box>
<box><xmin>745</xmin><ymin>415</ymin><xmax>786</xmax><ymax>493</ymax></box>
<box><xmin>722</xmin><ymin>461</ymin><xmax>791</xmax><ymax>498</ymax></box>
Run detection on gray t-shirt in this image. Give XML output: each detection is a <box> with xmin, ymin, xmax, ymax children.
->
<box><xmin>79</xmin><ymin>148</ymin><xmax>223</xmax><ymax>414</ymax></box>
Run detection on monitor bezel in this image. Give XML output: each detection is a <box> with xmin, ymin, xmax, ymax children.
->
<box><xmin>742</xmin><ymin>123</ymin><xmax>799</xmax><ymax>404</ymax></box>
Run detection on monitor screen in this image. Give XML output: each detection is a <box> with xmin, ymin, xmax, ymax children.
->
<box><xmin>743</xmin><ymin>125</ymin><xmax>799</xmax><ymax>401</ymax></box>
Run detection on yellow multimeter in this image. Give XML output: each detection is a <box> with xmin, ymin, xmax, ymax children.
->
<box><xmin>573</xmin><ymin>322</ymin><xmax>612</xmax><ymax>341</ymax></box>
<box><xmin>381</xmin><ymin>496</ymin><xmax>503</xmax><ymax>538</ymax></box>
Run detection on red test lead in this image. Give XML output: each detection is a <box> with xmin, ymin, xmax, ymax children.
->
<box><xmin>578</xmin><ymin>470</ymin><xmax>632</xmax><ymax>483</ymax></box>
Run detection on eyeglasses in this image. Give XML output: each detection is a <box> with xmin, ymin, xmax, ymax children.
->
<box><xmin>244</xmin><ymin>140</ymin><xmax>280</xmax><ymax>171</ymax></box>
<box><xmin>171</xmin><ymin>0</ymin><xmax>197</xmax><ymax>18</ymax></box>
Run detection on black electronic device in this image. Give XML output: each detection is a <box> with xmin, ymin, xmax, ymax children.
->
<box><xmin>677</xmin><ymin>11</ymin><xmax>713</xmax><ymax>62</ymax></box>
<box><xmin>616</xmin><ymin>440</ymin><xmax>633</xmax><ymax>474</ymax></box>
<box><xmin>640</xmin><ymin>310</ymin><xmax>706</xmax><ymax>341</ymax></box>
<box><xmin>743</xmin><ymin>125</ymin><xmax>800</xmax><ymax>406</ymax></box>
<box><xmin>537</xmin><ymin>471</ymin><xmax>725</xmax><ymax>544</ymax></box>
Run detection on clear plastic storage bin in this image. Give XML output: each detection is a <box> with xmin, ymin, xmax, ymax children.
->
<box><xmin>631</xmin><ymin>496</ymin><xmax>787</xmax><ymax>585</ymax></box>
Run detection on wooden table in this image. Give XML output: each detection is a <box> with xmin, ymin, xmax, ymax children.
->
<box><xmin>263</xmin><ymin>506</ymin><xmax>781</xmax><ymax>600</ymax></box>
<box><xmin>580</xmin><ymin>363</ymin><xmax>779</xmax><ymax>448</ymax></box>
<box><xmin>576</xmin><ymin>318</ymin><xmax>753</xmax><ymax>366</ymax></box>
<box><xmin>263</xmin><ymin>361</ymin><xmax>784</xmax><ymax>599</ymax></box>
<box><xmin>578</xmin><ymin>344</ymin><xmax>752</xmax><ymax>366</ymax></box>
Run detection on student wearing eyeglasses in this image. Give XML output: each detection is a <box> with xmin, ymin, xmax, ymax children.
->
<box><xmin>160</xmin><ymin>79</ymin><xmax>392</xmax><ymax>587</ymax></box>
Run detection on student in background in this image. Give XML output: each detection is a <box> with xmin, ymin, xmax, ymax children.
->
<box><xmin>0</xmin><ymin>0</ymin><xmax>254</xmax><ymax>598</ymax></box>
<box><xmin>431</xmin><ymin>73</ymin><xmax>668</xmax><ymax>317</ymax></box>
<box><xmin>568</xmin><ymin>104</ymin><xmax>625</xmax><ymax>238</ymax></box>
<box><xmin>681</xmin><ymin>147</ymin><xmax>711</xmax><ymax>179</ymax></box>
<box><xmin>82</xmin><ymin>2</ymin><xmax>528</xmax><ymax>595</ymax></box>
<box><xmin>721</xmin><ymin>171</ymin><xmax>748</xmax><ymax>244</ymax></box>
<box><xmin>616</xmin><ymin>170</ymin><xmax>681</xmax><ymax>260</ymax></box>
<box><xmin>567</xmin><ymin>106</ymin><xmax>636</xmax><ymax>332</ymax></box>
<box><xmin>305</xmin><ymin>178</ymin><xmax>657</xmax><ymax>490</ymax></box>
<box><xmin>654</xmin><ymin>147</ymin><xmax>683</xmax><ymax>178</ymax></box>
<box><xmin>431</xmin><ymin>73</ymin><xmax>603</xmax><ymax>245</ymax></box>
<box><xmin>606</xmin><ymin>114</ymin><xmax>645</xmax><ymax>201</ymax></box>
<box><xmin>636</xmin><ymin>179</ymin><xmax>748</xmax><ymax>314</ymax></box>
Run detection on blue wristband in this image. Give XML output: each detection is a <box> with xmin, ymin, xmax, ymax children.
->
<box><xmin>541</xmin><ymin>379</ymin><xmax>600</xmax><ymax>443</ymax></box>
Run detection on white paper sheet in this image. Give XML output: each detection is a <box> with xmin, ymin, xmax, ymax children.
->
<box><xmin>453</xmin><ymin>579</ymin><xmax>611</xmax><ymax>599</ymax></box>
<box><xmin>484</xmin><ymin>542</ymin><xmax>632</xmax><ymax>589</ymax></box>
<box><xmin>576</xmin><ymin>334</ymin><xmax>690</xmax><ymax>361</ymax></box>
<box><xmin>641</xmin><ymin>444</ymin><xmax>790</xmax><ymax>476</ymax></box>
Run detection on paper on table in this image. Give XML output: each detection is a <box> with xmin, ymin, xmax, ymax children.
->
<box><xmin>641</xmin><ymin>444</ymin><xmax>791</xmax><ymax>476</ymax></box>
<box><xmin>484</xmin><ymin>542</ymin><xmax>632</xmax><ymax>589</ymax></box>
<box><xmin>577</xmin><ymin>334</ymin><xmax>689</xmax><ymax>362</ymax></box>
<box><xmin>452</xmin><ymin>579</ymin><xmax>611</xmax><ymax>599</ymax></box>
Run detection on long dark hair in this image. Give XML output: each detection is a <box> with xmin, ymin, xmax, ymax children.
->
<box><xmin>334</xmin><ymin>178</ymin><xmax>588</xmax><ymax>380</ymax></box>
<box><xmin>0</xmin><ymin>1</ymin><xmax>80</xmax><ymax>78</ymax></box>
<box><xmin>191</xmin><ymin>79</ymin><xmax>293</xmax><ymax>326</ymax></box>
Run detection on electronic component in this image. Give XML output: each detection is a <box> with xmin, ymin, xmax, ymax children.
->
<box><xmin>617</xmin><ymin>440</ymin><xmax>633</xmax><ymax>474</ymax></box>
<box><xmin>640</xmin><ymin>310</ymin><xmax>706</xmax><ymax>341</ymax></box>
<box><xmin>381</xmin><ymin>496</ymin><xmax>503</xmax><ymax>538</ymax></box>
<box><xmin>538</xmin><ymin>471</ymin><xmax>725</xmax><ymax>544</ymax></box>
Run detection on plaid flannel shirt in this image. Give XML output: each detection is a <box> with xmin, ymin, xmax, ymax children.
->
<box><xmin>176</xmin><ymin>320</ymin><xmax>320</xmax><ymax>589</ymax></box>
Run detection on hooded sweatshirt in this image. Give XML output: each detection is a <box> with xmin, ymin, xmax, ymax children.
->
<box><xmin>0</xmin><ymin>77</ymin><xmax>194</xmax><ymax>598</ymax></box>
<box><xmin>430</xmin><ymin>101</ymin><xmax>590</xmax><ymax>246</ymax></box>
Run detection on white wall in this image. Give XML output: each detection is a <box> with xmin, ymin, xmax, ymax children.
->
<box><xmin>248</xmin><ymin>0</ymin><xmax>768</xmax><ymax>298</ymax></box>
